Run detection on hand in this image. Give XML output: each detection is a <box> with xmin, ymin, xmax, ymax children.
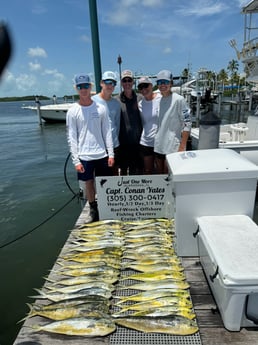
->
<box><xmin>75</xmin><ymin>163</ymin><xmax>85</xmax><ymax>173</ymax></box>
<box><xmin>108</xmin><ymin>157</ymin><xmax>115</xmax><ymax>167</ymax></box>
<box><xmin>178</xmin><ymin>144</ymin><xmax>186</xmax><ymax>152</ymax></box>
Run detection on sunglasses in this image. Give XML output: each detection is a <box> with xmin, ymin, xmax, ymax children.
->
<box><xmin>103</xmin><ymin>79</ymin><xmax>117</xmax><ymax>86</ymax></box>
<box><xmin>77</xmin><ymin>83</ymin><xmax>91</xmax><ymax>90</ymax></box>
<box><xmin>122</xmin><ymin>78</ymin><xmax>133</xmax><ymax>83</ymax></box>
<box><xmin>157</xmin><ymin>79</ymin><xmax>170</xmax><ymax>86</ymax></box>
<box><xmin>138</xmin><ymin>83</ymin><xmax>150</xmax><ymax>91</ymax></box>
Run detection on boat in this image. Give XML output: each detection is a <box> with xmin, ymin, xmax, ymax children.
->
<box><xmin>190</xmin><ymin>114</ymin><xmax>258</xmax><ymax>165</ymax></box>
<box><xmin>22</xmin><ymin>102</ymin><xmax>74</xmax><ymax>123</ymax></box>
<box><xmin>172</xmin><ymin>68</ymin><xmax>219</xmax><ymax>117</ymax></box>
<box><xmin>230</xmin><ymin>0</ymin><xmax>258</xmax><ymax>83</ymax></box>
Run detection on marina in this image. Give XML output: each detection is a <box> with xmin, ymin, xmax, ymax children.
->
<box><xmin>3</xmin><ymin>1</ymin><xmax>258</xmax><ymax>345</ymax></box>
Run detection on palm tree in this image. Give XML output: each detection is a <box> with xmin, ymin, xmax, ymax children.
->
<box><xmin>227</xmin><ymin>59</ymin><xmax>239</xmax><ymax>89</ymax></box>
<box><xmin>217</xmin><ymin>69</ymin><xmax>228</xmax><ymax>91</ymax></box>
<box><xmin>181</xmin><ymin>68</ymin><xmax>191</xmax><ymax>81</ymax></box>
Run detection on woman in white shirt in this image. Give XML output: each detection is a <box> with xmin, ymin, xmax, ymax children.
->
<box><xmin>138</xmin><ymin>76</ymin><xmax>161</xmax><ymax>174</ymax></box>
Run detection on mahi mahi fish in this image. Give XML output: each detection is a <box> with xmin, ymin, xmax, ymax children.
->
<box><xmin>30</xmin><ymin>287</ymin><xmax>112</xmax><ymax>302</ymax></box>
<box><xmin>114</xmin><ymin>316</ymin><xmax>198</xmax><ymax>335</ymax></box>
<box><xmin>120</xmin><ymin>271</ymin><xmax>185</xmax><ymax>282</ymax></box>
<box><xmin>23</xmin><ymin>302</ymin><xmax>110</xmax><ymax>321</ymax></box>
<box><xmin>115</xmin><ymin>296</ymin><xmax>193</xmax><ymax>313</ymax></box>
<box><xmin>117</xmin><ymin>279</ymin><xmax>190</xmax><ymax>291</ymax></box>
<box><xmin>114</xmin><ymin>288</ymin><xmax>190</xmax><ymax>304</ymax></box>
<box><xmin>29</xmin><ymin>316</ymin><xmax>116</xmax><ymax>336</ymax></box>
<box><xmin>129</xmin><ymin>306</ymin><xmax>196</xmax><ymax>320</ymax></box>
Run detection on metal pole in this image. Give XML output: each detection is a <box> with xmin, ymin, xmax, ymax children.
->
<box><xmin>218</xmin><ymin>91</ymin><xmax>223</xmax><ymax>116</ymax></box>
<box><xmin>196</xmin><ymin>92</ymin><xmax>201</xmax><ymax>127</ymax></box>
<box><xmin>249</xmin><ymin>91</ymin><xmax>253</xmax><ymax>112</ymax></box>
<box><xmin>88</xmin><ymin>0</ymin><xmax>102</xmax><ymax>93</ymax></box>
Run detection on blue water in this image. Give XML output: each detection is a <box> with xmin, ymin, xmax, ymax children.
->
<box><xmin>0</xmin><ymin>101</ymin><xmax>82</xmax><ymax>345</ymax></box>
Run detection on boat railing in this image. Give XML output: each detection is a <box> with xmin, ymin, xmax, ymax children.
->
<box><xmin>241</xmin><ymin>37</ymin><xmax>258</xmax><ymax>58</ymax></box>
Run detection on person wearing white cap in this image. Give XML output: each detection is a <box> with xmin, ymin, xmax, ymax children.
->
<box><xmin>115</xmin><ymin>69</ymin><xmax>143</xmax><ymax>175</ymax></box>
<box><xmin>154</xmin><ymin>70</ymin><xmax>192</xmax><ymax>174</ymax></box>
<box><xmin>92</xmin><ymin>71</ymin><xmax>121</xmax><ymax>175</ymax></box>
<box><xmin>137</xmin><ymin>76</ymin><xmax>161</xmax><ymax>174</ymax></box>
<box><xmin>66</xmin><ymin>73</ymin><xmax>114</xmax><ymax>222</ymax></box>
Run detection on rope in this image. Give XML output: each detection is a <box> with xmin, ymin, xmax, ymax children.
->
<box><xmin>0</xmin><ymin>152</ymin><xmax>82</xmax><ymax>249</ymax></box>
<box><xmin>0</xmin><ymin>195</ymin><xmax>77</xmax><ymax>249</ymax></box>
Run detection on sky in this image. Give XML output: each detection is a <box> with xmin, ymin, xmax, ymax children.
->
<box><xmin>0</xmin><ymin>0</ymin><xmax>250</xmax><ymax>97</ymax></box>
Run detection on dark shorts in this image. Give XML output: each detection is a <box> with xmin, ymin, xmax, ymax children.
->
<box><xmin>116</xmin><ymin>144</ymin><xmax>143</xmax><ymax>174</ymax></box>
<box><xmin>140</xmin><ymin>144</ymin><xmax>154</xmax><ymax>157</ymax></box>
<box><xmin>78</xmin><ymin>157</ymin><xmax>111</xmax><ymax>181</ymax></box>
<box><xmin>154</xmin><ymin>152</ymin><xmax>166</xmax><ymax>160</ymax></box>
<box><xmin>114</xmin><ymin>146</ymin><xmax>120</xmax><ymax>164</ymax></box>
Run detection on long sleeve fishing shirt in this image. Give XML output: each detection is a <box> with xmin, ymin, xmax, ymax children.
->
<box><xmin>154</xmin><ymin>92</ymin><xmax>192</xmax><ymax>155</ymax></box>
<box><xmin>66</xmin><ymin>101</ymin><xmax>114</xmax><ymax>166</ymax></box>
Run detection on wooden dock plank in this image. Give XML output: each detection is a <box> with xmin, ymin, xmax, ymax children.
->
<box><xmin>13</xmin><ymin>211</ymin><xmax>258</xmax><ymax>345</ymax></box>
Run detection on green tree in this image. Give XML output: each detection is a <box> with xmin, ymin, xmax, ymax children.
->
<box><xmin>181</xmin><ymin>68</ymin><xmax>191</xmax><ymax>81</ymax></box>
<box><xmin>217</xmin><ymin>69</ymin><xmax>228</xmax><ymax>90</ymax></box>
<box><xmin>227</xmin><ymin>59</ymin><xmax>239</xmax><ymax>89</ymax></box>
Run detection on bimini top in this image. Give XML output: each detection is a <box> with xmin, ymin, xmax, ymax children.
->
<box><xmin>242</xmin><ymin>0</ymin><xmax>258</xmax><ymax>14</ymax></box>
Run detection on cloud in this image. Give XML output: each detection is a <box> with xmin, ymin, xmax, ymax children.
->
<box><xmin>80</xmin><ymin>35</ymin><xmax>90</xmax><ymax>42</ymax></box>
<box><xmin>103</xmin><ymin>0</ymin><xmax>164</xmax><ymax>25</ymax></box>
<box><xmin>44</xmin><ymin>69</ymin><xmax>65</xmax><ymax>80</ymax></box>
<box><xmin>175</xmin><ymin>0</ymin><xmax>228</xmax><ymax>17</ymax></box>
<box><xmin>31</xmin><ymin>3</ymin><xmax>48</xmax><ymax>15</ymax></box>
<box><xmin>27</xmin><ymin>47</ymin><xmax>47</xmax><ymax>58</ymax></box>
<box><xmin>163</xmin><ymin>47</ymin><xmax>172</xmax><ymax>54</ymax></box>
<box><xmin>142</xmin><ymin>0</ymin><xmax>164</xmax><ymax>6</ymax></box>
<box><xmin>29</xmin><ymin>62</ymin><xmax>41</xmax><ymax>71</ymax></box>
<box><xmin>16</xmin><ymin>74</ymin><xmax>37</xmax><ymax>91</ymax></box>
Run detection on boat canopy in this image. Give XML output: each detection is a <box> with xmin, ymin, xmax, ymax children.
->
<box><xmin>242</xmin><ymin>0</ymin><xmax>258</xmax><ymax>14</ymax></box>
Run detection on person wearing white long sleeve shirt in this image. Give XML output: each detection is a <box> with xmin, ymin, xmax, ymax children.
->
<box><xmin>66</xmin><ymin>73</ymin><xmax>114</xmax><ymax>222</ymax></box>
<box><xmin>92</xmin><ymin>71</ymin><xmax>121</xmax><ymax>175</ymax></box>
<box><xmin>154</xmin><ymin>70</ymin><xmax>192</xmax><ymax>174</ymax></box>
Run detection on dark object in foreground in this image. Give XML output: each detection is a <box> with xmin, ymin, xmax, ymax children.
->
<box><xmin>0</xmin><ymin>22</ymin><xmax>12</xmax><ymax>77</ymax></box>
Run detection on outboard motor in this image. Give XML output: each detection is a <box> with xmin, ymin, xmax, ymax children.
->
<box><xmin>198</xmin><ymin>111</ymin><xmax>221</xmax><ymax>149</ymax></box>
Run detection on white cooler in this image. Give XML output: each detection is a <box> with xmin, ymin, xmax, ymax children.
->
<box><xmin>197</xmin><ymin>214</ymin><xmax>258</xmax><ymax>331</ymax></box>
<box><xmin>167</xmin><ymin>149</ymin><xmax>258</xmax><ymax>256</ymax></box>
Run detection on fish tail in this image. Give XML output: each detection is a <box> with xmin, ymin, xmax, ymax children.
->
<box><xmin>29</xmin><ymin>288</ymin><xmax>45</xmax><ymax>299</ymax></box>
<box><xmin>17</xmin><ymin>304</ymin><xmax>34</xmax><ymax>323</ymax></box>
<box><xmin>43</xmin><ymin>276</ymin><xmax>55</xmax><ymax>283</ymax></box>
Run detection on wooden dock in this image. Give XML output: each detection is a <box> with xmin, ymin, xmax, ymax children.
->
<box><xmin>13</xmin><ymin>206</ymin><xmax>258</xmax><ymax>345</ymax></box>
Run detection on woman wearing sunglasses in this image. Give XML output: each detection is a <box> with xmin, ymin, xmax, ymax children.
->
<box><xmin>137</xmin><ymin>76</ymin><xmax>161</xmax><ymax>174</ymax></box>
<box><xmin>154</xmin><ymin>70</ymin><xmax>192</xmax><ymax>174</ymax></box>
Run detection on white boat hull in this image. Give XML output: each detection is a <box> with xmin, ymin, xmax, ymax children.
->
<box><xmin>22</xmin><ymin>103</ymin><xmax>74</xmax><ymax>122</ymax></box>
<box><xmin>191</xmin><ymin>116</ymin><xmax>258</xmax><ymax>165</ymax></box>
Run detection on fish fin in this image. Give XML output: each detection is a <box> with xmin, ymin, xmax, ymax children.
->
<box><xmin>17</xmin><ymin>304</ymin><xmax>34</xmax><ymax>323</ymax></box>
<box><xmin>43</xmin><ymin>276</ymin><xmax>55</xmax><ymax>283</ymax></box>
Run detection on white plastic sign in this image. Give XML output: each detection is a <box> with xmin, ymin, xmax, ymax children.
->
<box><xmin>96</xmin><ymin>174</ymin><xmax>174</xmax><ymax>221</ymax></box>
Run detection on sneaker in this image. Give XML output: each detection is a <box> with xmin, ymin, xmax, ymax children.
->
<box><xmin>89</xmin><ymin>201</ymin><xmax>99</xmax><ymax>222</ymax></box>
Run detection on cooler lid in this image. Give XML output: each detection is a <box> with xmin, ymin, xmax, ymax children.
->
<box><xmin>197</xmin><ymin>215</ymin><xmax>258</xmax><ymax>285</ymax></box>
<box><xmin>167</xmin><ymin>149</ymin><xmax>258</xmax><ymax>182</ymax></box>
